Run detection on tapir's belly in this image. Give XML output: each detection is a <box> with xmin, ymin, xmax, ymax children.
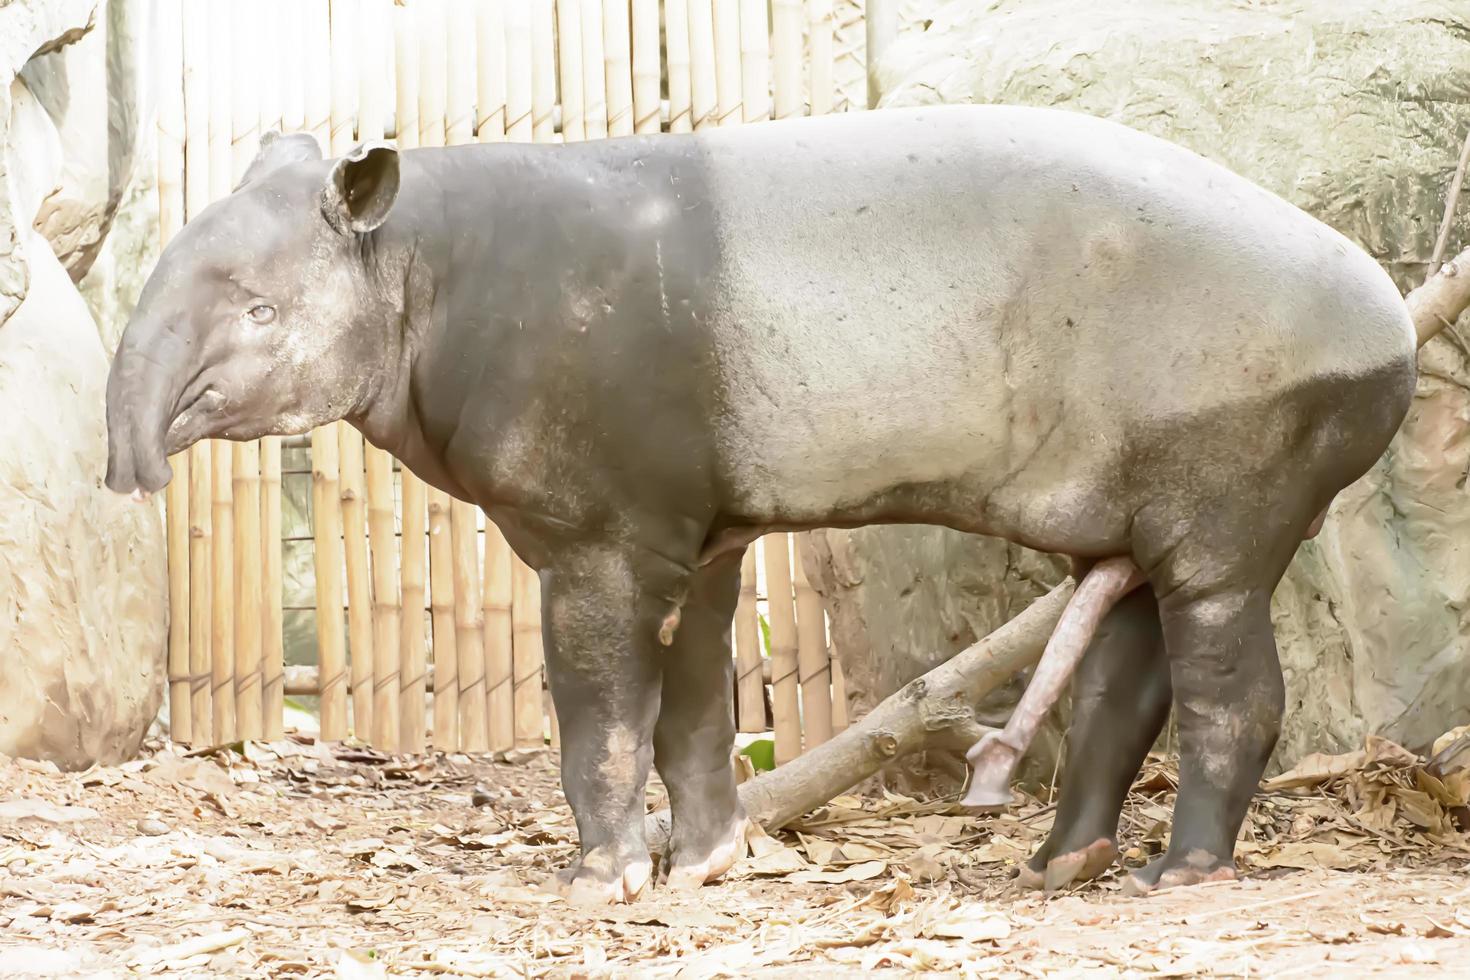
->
<box><xmin>697</xmin><ymin>106</ymin><xmax>1414</xmax><ymax>550</ymax></box>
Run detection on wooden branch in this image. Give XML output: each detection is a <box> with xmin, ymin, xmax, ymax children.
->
<box><xmin>1409</xmin><ymin>243</ymin><xmax>1470</xmax><ymax>348</ymax></box>
<box><xmin>645</xmin><ymin>580</ymin><xmax>1075</xmax><ymax>851</ymax></box>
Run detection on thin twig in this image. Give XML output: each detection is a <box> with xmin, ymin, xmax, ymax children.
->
<box><xmin>1430</xmin><ymin>127</ymin><xmax>1470</xmax><ymax>276</ymax></box>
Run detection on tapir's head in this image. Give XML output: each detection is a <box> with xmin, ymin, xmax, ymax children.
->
<box><xmin>104</xmin><ymin>132</ymin><xmax>402</xmax><ymax>495</ymax></box>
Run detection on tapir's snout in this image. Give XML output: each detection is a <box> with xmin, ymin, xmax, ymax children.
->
<box><xmin>104</xmin><ymin>316</ymin><xmax>193</xmax><ymax>496</ymax></box>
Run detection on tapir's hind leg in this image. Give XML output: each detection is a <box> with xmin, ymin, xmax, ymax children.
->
<box><xmin>1019</xmin><ymin>587</ymin><xmax>1171</xmax><ymax>892</ymax></box>
<box><xmin>1122</xmin><ymin>495</ymin><xmax>1309</xmax><ymax>895</ymax></box>
<box><xmin>652</xmin><ymin>553</ymin><xmax>748</xmax><ymax>889</ymax></box>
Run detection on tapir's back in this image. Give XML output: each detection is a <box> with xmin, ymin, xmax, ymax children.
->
<box><xmin>687</xmin><ymin>104</ymin><xmax>1415</xmax><ymax>539</ymax></box>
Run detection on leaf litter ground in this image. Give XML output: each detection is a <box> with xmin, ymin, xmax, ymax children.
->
<box><xmin>2</xmin><ymin>727</ymin><xmax>1468</xmax><ymax>978</ymax></box>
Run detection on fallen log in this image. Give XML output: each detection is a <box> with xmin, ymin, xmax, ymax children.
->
<box><xmin>646</xmin><ymin>580</ymin><xmax>1076</xmax><ymax>852</ymax></box>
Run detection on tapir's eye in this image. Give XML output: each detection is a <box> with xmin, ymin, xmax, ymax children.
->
<box><xmin>245</xmin><ymin>304</ymin><xmax>276</xmax><ymax>325</ymax></box>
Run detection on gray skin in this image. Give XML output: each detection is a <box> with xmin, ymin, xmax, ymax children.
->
<box><xmin>104</xmin><ymin>105</ymin><xmax>1417</xmax><ymax>903</ymax></box>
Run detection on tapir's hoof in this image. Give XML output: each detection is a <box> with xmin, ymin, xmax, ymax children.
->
<box><xmin>1017</xmin><ymin>838</ymin><xmax>1119</xmax><ymax>893</ymax></box>
<box><xmin>662</xmin><ymin>818</ymin><xmax>749</xmax><ymax>890</ymax></box>
<box><xmin>544</xmin><ymin>856</ymin><xmax>654</xmax><ymax>905</ymax></box>
<box><xmin>1122</xmin><ymin>850</ymin><xmax>1237</xmax><ymax>897</ymax></box>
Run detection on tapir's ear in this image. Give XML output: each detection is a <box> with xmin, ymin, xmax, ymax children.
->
<box><xmin>235</xmin><ymin>131</ymin><xmax>324</xmax><ymax>191</ymax></box>
<box><xmin>321</xmin><ymin>142</ymin><xmax>400</xmax><ymax>236</ymax></box>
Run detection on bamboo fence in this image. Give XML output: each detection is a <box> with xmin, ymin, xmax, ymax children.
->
<box><xmin>159</xmin><ymin>0</ymin><xmax>866</xmax><ymax>766</ymax></box>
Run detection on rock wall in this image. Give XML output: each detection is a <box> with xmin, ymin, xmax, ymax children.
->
<box><xmin>810</xmin><ymin>0</ymin><xmax>1470</xmax><ymax>778</ymax></box>
<box><xmin>0</xmin><ymin>0</ymin><xmax>166</xmax><ymax>769</ymax></box>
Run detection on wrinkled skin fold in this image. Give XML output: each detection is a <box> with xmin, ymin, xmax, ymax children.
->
<box><xmin>105</xmin><ymin>105</ymin><xmax>1417</xmax><ymax>902</ymax></box>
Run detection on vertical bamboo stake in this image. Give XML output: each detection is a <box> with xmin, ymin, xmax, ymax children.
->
<box><xmin>446</xmin><ymin>0</ymin><xmax>475</xmax><ymax>146</ymax></box>
<box><xmin>555</xmin><ymin>0</ymin><xmax>585</xmax><ymax>141</ymax></box>
<box><xmin>687</xmin><ymin>0</ymin><xmax>717</xmax><ymax>130</ymax></box>
<box><xmin>451</xmin><ymin>503</ymin><xmax>487</xmax><ymax>751</ymax></box>
<box><xmin>444</xmin><ymin>1</ymin><xmax>486</xmax><ymax>753</ymax></box>
<box><xmin>156</xmin><ymin>0</ymin><xmax>189</xmax><ymax>745</ymax></box>
<box><xmin>792</xmin><ymin>537</ymin><xmax>833</xmax><ymax>748</ymax></box>
<box><xmin>603</xmin><ymin>0</ymin><xmax>634</xmax><ymax>137</ymax></box>
<box><xmin>771</xmin><ymin>0</ymin><xmax>801</xmax><ymax>121</ymax></box>
<box><xmin>484</xmin><ymin>523</ymin><xmax>515</xmax><ymax>752</ymax></box>
<box><xmin>359</xmin><ymin>0</ymin><xmax>400</xmax><ymax>752</ymax></box>
<box><xmin>420</xmin><ymin>0</ymin><xmax>456</xmax><ymax>750</ymax></box>
<box><xmin>738</xmin><ymin>0</ymin><xmax>769</xmax><ymax>123</ymax></box>
<box><xmin>208</xmin><ymin>0</ymin><xmax>236</xmax><ymax>746</ymax></box>
<box><xmin>475</xmin><ymin>1</ymin><xmax>507</xmax><ymax>143</ymax></box>
<box><xmin>579</xmin><ymin>0</ymin><xmax>607</xmax><ymax>139</ymax></box>
<box><xmin>531</xmin><ymin>0</ymin><xmax>556</xmax><ymax>143</ymax></box>
<box><xmin>512</xmin><ymin>562</ymin><xmax>545</xmax><ymax>748</ymax></box>
<box><xmin>394</xmin><ymin>2</ymin><xmax>428</xmax><ymax>752</ymax></box>
<box><xmin>181</xmin><ymin>0</ymin><xmax>211</xmax><ymax>745</ymax></box>
<box><xmin>865</xmin><ymin>0</ymin><xmax>898</xmax><ymax>110</ymax></box>
<box><xmin>427</xmin><ymin>490</ymin><xmax>459</xmax><ymax>750</ymax></box>
<box><xmin>711</xmin><ymin>0</ymin><xmax>742</xmax><ymax>126</ymax></box>
<box><xmin>664</xmin><ymin>0</ymin><xmax>692</xmax><ymax>133</ymax></box>
<box><xmin>307</xmin><ymin>0</ymin><xmax>348</xmax><ymax>741</ymax></box>
<box><xmin>808</xmin><ymin>0</ymin><xmax>835</xmax><ymax>116</ymax></box>
<box><xmin>762</xmin><ymin>535</ymin><xmax>801</xmax><ymax>764</ymax></box>
<box><xmin>329</xmin><ymin>0</ymin><xmax>374</xmax><ymax>741</ymax></box>
<box><xmin>230</xmin><ymin>0</ymin><xmax>264</xmax><ymax>743</ymax></box>
<box><xmin>630</xmin><ymin>0</ymin><xmax>660</xmax><ymax>133</ymax></box>
<box><xmin>262</xmin><ymin>0</ymin><xmax>293</xmax><ymax>741</ymax></box>
<box><xmin>734</xmin><ymin>548</ymin><xmax>765</xmax><ymax>733</ymax></box>
<box><xmin>505</xmin><ymin>3</ymin><xmax>531</xmax><ymax>142</ymax></box>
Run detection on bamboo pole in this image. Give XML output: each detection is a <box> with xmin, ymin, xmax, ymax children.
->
<box><xmin>711</xmin><ymin>0</ymin><xmax>742</xmax><ymax>126</ymax></box>
<box><xmin>181</xmin><ymin>0</ymin><xmax>211</xmax><ymax>745</ymax></box>
<box><xmin>664</xmin><ymin>0</ymin><xmax>692</xmax><ymax>133</ymax></box>
<box><xmin>484</xmin><ymin>523</ymin><xmax>515</xmax><ymax>752</ymax></box>
<box><xmin>328</xmin><ymin>0</ymin><xmax>374</xmax><ymax>741</ymax></box>
<box><xmin>505</xmin><ymin>3</ymin><xmax>531</xmax><ymax>142</ymax></box>
<box><xmin>207</xmin><ymin>0</ymin><xmax>236</xmax><ymax>746</ymax></box>
<box><xmin>451</xmin><ymin>503</ymin><xmax>488</xmax><ymax>751</ymax></box>
<box><xmin>808</xmin><ymin>0</ymin><xmax>835</xmax><ymax>116</ymax></box>
<box><xmin>157</xmin><ymin>0</ymin><xmax>189</xmax><ymax>745</ymax></box>
<box><xmin>394</xmin><ymin>2</ymin><xmax>428</xmax><ymax>752</ymax></box>
<box><xmin>530</xmin><ymin>0</ymin><xmax>556</xmax><ymax>143</ymax></box>
<box><xmin>771</xmin><ymin>0</ymin><xmax>801</xmax><ymax>120</ymax></box>
<box><xmin>792</xmin><ymin>537</ymin><xmax>832</xmax><ymax>749</ymax></box>
<box><xmin>230</xmin><ymin>0</ymin><xmax>264</xmax><ymax>743</ymax></box>
<box><xmin>306</xmin><ymin>0</ymin><xmax>347</xmax><ymax>741</ymax></box>
<box><xmin>865</xmin><ymin>0</ymin><xmax>898</xmax><ymax>110</ymax></box>
<box><xmin>512</xmin><ymin>561</ymin><xmax>545</xmax><ymax>747</ymax></box>
<box><xmin>579</xmin><ymin>0</ymin><xmax>608</xmax><ymax>139</ymax></box>
<box><xmin>359</xmin><ymin>0</ymin><xmax>400</xmax><ymax>752</ymax></box>
<box><xmin>738</xmin><ymin>0</ymin><xmax>769</xmax><ymax>123</ymax></box>
<box><xmin>603</xmin><ymin>0</ymin><xmax>634</xmax><ymax>137</ymax></box>
<box><xmin>687</xmin><ymin>0</ymin><xmax>717</xmax><ymax>130</ymax></box>
<box><xmin>734</xmin><ymin>548</ymin><xmax>765</xmax><ymax>733</ymax></box>
<box><xmin>262</xmin><ymin>0</ymin><xmax>294</xmax><ymax>743</ymax></box>
<box><xmin>762</xmin><ymin>535</ymin><xmax>801</xmax><ymax>764</ymax></box>
<box><xmin>443</xmin><ymin>2</ymin><xmax>485</xmax><ymax>753</ymax></box>
<box><xmin>446</xmin><ymin>0</ymin><xmax>475</xmax><ymax>146</ymax></box>
<box><xmin>418</xmin><ymin>0</ymin><xmax>457</xmax><ymax>750</ymax></box>
<box><xmin>427</xmin><ymin>490</ymin><xmax>459</xmax><ymax>749</ymax></box>
<box><xmin>554</xmin><ymin>0</ymin><xmax>585</xmax><ymax>141</ymax></box>
<box><xmin>630</xmin><ymin>0</ymin><xmax>660</xmax><ymax>134</ymax></box>
<box><xmin>475</xmin><ymin>1</ymin><xmax>507</xmax><ymax>143</ymax></box>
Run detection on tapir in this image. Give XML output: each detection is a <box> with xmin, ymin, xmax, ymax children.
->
<box><xmin>104</xmin><ymin>105</ymin><xmax>1416</xmax><ymax>903</ymax></box>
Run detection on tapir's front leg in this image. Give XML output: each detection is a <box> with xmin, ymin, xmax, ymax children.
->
<box><xmin>540</xmin><ymin>546</ymin><xmax>668</xmax><ymax>904</ymax></box>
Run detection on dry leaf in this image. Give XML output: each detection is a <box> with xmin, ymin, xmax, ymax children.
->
<box><xmin>128</xmin><ymin>929</ymin><xmax>251</xmax><ymax>967</ymax></box>
<box><xmin>924</xmin><ymin>903</ymin><xmax>1012</xmax><ymax>943</ymax></box>
<box><xmin>335</xmin><ymin>949</ymin><xmax>388</xmax><ymax>979</ymax></box>
<box><xmin>792</xmin><ymin>859</ymin><xmax>887</xmax><ymax>884</ymax></box>
<box><xmin>0</xmin><ymin>799</ymin><xmax>100</xmax><ymax>823</ymax></box>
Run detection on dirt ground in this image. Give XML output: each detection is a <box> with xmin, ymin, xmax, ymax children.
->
<box><xmin>2</xmin><ymin>734</ymin><xmax>1468</xmax><ymax>978</ymax></box>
